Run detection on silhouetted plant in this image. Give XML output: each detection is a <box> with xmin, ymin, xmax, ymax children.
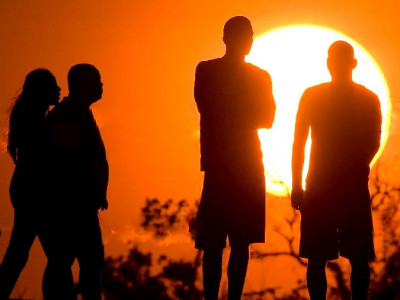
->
<box><xmin>161</xmin><ymin>251</ymin><xmax>202</xmax><ymax>300</ymax></box>
<box><xmin>369</xmin><ymin>171</ymin><xmax>400</xmax><ymax>300</ymax></box>
<box><xmin>102</xmin><ymin>199</ymin><xmax>202</xmax><ymax>300</ymax></box>
<box><xmin>102</xmin><ymin>247</ymin><xmax>169</xmax><ymax>300</ymax></box>
<box><xmin>141</xmin><ymin>198</ymin><xmax>193</xmax><ymax>238</ymax></box>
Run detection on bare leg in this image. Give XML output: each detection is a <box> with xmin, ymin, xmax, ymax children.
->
<box><xmin>0</xmin><ymin>210</ymin><xmax>36</xmax><ymax>300</ymax></box>
<box><xmin>203</xmin><ymin>246</ymin><xmax>223</xmax><ymax>300</ymax></box>
<box><xmin>349</xmin><ymin>258</ymin><xmax>370</xmax><ymax>300</ymax></box>
<box><xmin>42</xmin><ymin>259</ymin><xmax>76</xmax><ymax>300</ymax></box>
<box><xmin>40</xmin><ymin>213</ymin><xmax>76</xmax><ymax>300</ymax></box>
<box><xmin>227</xmin><ymin>242</ymin><xmax>249</xmax><ymax>300</ymax></box>
<box><xmin>76</xmin><ymin>212</ymin><xmax>104</xmax><ymax>300</ymax></box>
<box><xmin>307</xmin><ymin>258</ymin><xmax>327</xmax><ymax>300</ymax></box>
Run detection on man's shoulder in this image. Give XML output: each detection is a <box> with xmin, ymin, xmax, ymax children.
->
<box><xmin>302</xmin><ymin>83</ymin><xmax>330</xmax><ymax>98</ymax></box>
<box><xmin>353</xmin><ymin>83</ymin><xmax>379</xmax><ymax>101</ymax></box>
<box><xmin>48</xmin><ymin>99</ymin><xmax>68</xmax><ymax>122</ymax></box>
<box><xmin>48</xmin><ymin>98</ymin><xmax>82</xmax><ymax>124</ymax></box>
<box><xmin>195</xmin><ymin>59</ymin><xmax>221</xmax><ymax>81</ymax></box>
<box><xmin>196</xmin><ymin>58</ymin><xmax>221</xmax><ymax>70</ymax></box>
<box><xmin>306</xmin><ymin>82</ymin><xmax>330</xmax><ymax>92</ymax></box>
<box><xmin>244</xmin><ymin>62</ymin><xmax>271</xmax><ymax>78</ymax></box>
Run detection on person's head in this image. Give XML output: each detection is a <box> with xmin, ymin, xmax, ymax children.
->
<box><xmin>20</xmin><ymin>68</ymin><xmax>60</xmax><ymax>108</ymax></box>
<box><xmin>8</xmin><ymin>69</ymin><xmax>60</xmax><ymax>161</ymax></box>
<box><xmin>223</xmin><ymin>16</ymin><xmax>254</xmax><ymax>58</ymax></box>
<box><xmin>68</xmin><ymin>63</ymin><xmax>103</xmax><ymax>105</ymax></box>
<box><xmin>327</xmin><ymin>41</ymin><xmax>357</xmax><ymax>83</ymax></box>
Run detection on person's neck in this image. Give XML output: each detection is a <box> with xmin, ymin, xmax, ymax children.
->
<box><xmin>331</xmin><ymin>75</ymin><xmax>353</xmax><ymax>85</ymax></box>
<box><xmin>67</xmin><ymin>94</ymin><xmax>91</xmax><ymax>109</ymax></box>
<box><xmin>223</xmin><ymin>50</ymin><xmax>246</xmax><ymax>63</ymax></box>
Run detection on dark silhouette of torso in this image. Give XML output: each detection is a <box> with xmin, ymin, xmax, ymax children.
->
<box><xmin>48</xmin><ymin>96</ymin><xmax>108</xmax><ymax>211</ymax></box>
<box><xmin>299</xmin><ymin>82</ymin><xmax>381</xmax><ymax>199</ymax></box>
<box><xmin>195</xmin><ymin>57</ymin><xmax>273</xmax><ymax>173</ymax></box>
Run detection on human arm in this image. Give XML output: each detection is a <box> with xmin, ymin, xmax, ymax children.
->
<box><xmin>364</xmin><ymin>94</ymin><xmax>382</xmax><ymax>165</ymax></box>
<box><xmin>194</xmin><ymin>61</ymin><xmax>208</xmax><ymax>114</ymax></box>
<box><xmin>348</xmin><ymin>92</ymin><xmax>382</xmax><ymax>170</ymax></box>
<box><xmin>89</xmin><ymin>118</ymin><xmax>109</xmax><ymax>211</ymax></box>
<box><xmin>97</xmin><ymin>159</ymin><xmax>109</xmax><ymax>210</ymax></box>
<box><xmin>257</xmin><ymin>72</ymin><xmax>276</xmax><ymax>129</ymax></box>
<box><xmin>291</xmin><ymin>91</ymin><xmax>311</xmax><ymax>210</ymax></box>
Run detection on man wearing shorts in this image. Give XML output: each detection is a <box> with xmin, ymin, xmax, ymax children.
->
<box><xmin>193</xmin><ymin>16</ymin><xmax>276</xmax><ymax>300</ymax></box>
<box><xmin>291</xmin><ymin>41</ymin><xmax>382</xmax><ymax>300</ymax></box>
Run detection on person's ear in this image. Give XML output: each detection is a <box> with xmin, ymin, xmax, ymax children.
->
<box><xmin>223</xmin><ymin>35</ymin><xmax>227</xmax><ymax>46</ymax></box>
<box><xmin>352</xmin><ymin>58</ymin><xmax>358</xmax><ymax>70</ymax></box>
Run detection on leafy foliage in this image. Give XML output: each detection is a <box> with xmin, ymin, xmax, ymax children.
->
<box><xmin>141</xmin><ymin>198</ymin><xmax>192</xmax><ymax>238</ymax></box>
<box><xmin>102</xmin><ymin>247</ymin><xmax>169</xmax><ymax>300</ymax></box>
<box><xmin>102</xmin><ymin>199</ymin><xmax>202</xmax><ymax>300</ymax></box>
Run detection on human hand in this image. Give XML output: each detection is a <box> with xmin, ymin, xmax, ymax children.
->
<box><xmin>99</xmin><ymin>198</ymin><xmax>108</xmax><ymax>211</ymax></box>
<box><xmin>291</xmin><ymin>188</ymin><xmax>304</xmax><ymax>211</ymax></box>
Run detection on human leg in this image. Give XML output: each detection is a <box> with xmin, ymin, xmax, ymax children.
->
<box><xmin>195</xmin><ymin>171</ymin><xmax>228</xmax><ymax>300</ymax></box>
<box><xmin>338</xmin><ymin>183</ymin><xmax>374</xmax><ymax>300</ymax></box>
<box><xmin>299</xmin><ymin>190</ymin><xmax>340</xmax><ymax>300</ymax></box>
<box><xmin>76</xmin><ymin>212</ymin><xmax>104</xmax><ymax>300</ymax></box>
<box><xmin>42</xmin><ymin>252</ymin><xmax>76</xmax><ymax>300</ymax></box>
<box><xmin>349</xmin><ymin>258</ymin><xmax>370</xmax><ymax>300</ymax></box>
<box><xmin>0</xmin><ymin>210</ymin><xmax>36</xmax><ymax>300</ymax></box>
<box><xmin>227</xmin><ymin>239</ymin><xmax>249</xmax><ymax>300</ymax></box>
<box><xmin>307</xmin><ymin>258</ymin><xmax>328</xmax><ymax>300</ymax></box>
<box><xmin>42</xmin><ymin>262</ymin><xmax>76</xmax><ymax>300</ymax></box>
<box><xmin>203</xmin><ymin>245</ymin><xmax>224</xmax><ymax>300</ymax></box>
<box><xmin>40</xmin><ymin>218</ymin><xmax>77</xmax><ymax>300</ymax></box>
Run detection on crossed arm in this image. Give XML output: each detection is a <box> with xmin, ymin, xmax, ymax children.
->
<box><xmin>258</xmin><ymin>72</ymin><xmax>276</xmax><ymax>129</ymax></box>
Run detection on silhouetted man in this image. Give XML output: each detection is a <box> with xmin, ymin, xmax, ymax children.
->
<box><xmin>43</xmin><ymin>64</ymin><xmax>108</xmax><ymax>300</ymax></box>
<box><xmin>193</xmin><ymin>16</ymin><xmax>276</xmax><ymax>300</ymax></box>
<box><xmin>291</xmin><ymin>41</ymin><xmax>382</xmax><ymax>300</ymax></box>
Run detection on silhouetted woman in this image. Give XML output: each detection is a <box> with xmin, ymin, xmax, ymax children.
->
<box><xmin>0</xmin><ymin>69</ymin><xmax>60</xmax><ymax>300</ymax></box>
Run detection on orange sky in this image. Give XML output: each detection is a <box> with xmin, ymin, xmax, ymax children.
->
<box><xmin>0</xmin><ymin>0</ymin><xmax>400</xmax><ymax>298</ymax></box>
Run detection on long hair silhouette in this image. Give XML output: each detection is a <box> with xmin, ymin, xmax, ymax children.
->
<box><xmin>8</xmin><ymin>68</ymin><xmax>60</xmax><ymax>163</ymax></box>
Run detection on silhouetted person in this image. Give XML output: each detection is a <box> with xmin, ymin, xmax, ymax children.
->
<box><xmin>291</xmin><ymin>41</ymin><xmax>382</xmax><ymax>300</ymax></box>
<box><xmin>0</xmin><ymin>69</ymin><xmax>60</xmax><ymax>300</ymax></box>
<box><xmin>192</xmin><ymin>16</ymin><xmax>276</xmax><ymax>300</ymax></box>
<box><xmin>42</xmin><ymin>64</ymin><xmax>108</xmax><ymax>300</ymax></box>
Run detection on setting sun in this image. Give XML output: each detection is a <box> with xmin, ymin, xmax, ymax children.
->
<box><xmin>246</xmin><ymin>24</ymin><xmax>391</xmax><ymax>196</ymax></box>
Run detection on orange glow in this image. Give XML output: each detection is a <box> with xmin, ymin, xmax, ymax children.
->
<box><xmin>0</xmin><ymin>2</ymin><xmax>399</xmax><ymax>298</ymax></box>
<box><xmin>247</xmin><ymin>25</ymin><xmax>392</xmax><ymax>196</ymax></box>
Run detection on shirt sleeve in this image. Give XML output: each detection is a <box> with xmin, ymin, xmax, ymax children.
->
<box><xmin>292</xmin><ymin>88</ymin><xmax>312</xmax><ymax>190</ymax></box>
<box><xmin>194</xmin><ymin>61</ymin><xmax>208</xmax><ymax>114</ymax></box>
<box><xmin>257</xmin><ymin>71</ymin><xmax>276</xmax><ymax>129</ymax></box>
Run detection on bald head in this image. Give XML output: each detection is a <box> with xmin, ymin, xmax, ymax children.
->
<box><xmin>327</xmin><ymin>41</ymin><xmax>357</xmax><ymax>82</ymax></box>
<box><xmin>223</xmin><ymin>16</ymin><xmax>254</xmax><ymax>58</ymax></box>
<box><xmin>328</xmin><ymin>41</ymin><xmax>355</xmax><ymax>61</ymax></box>
<box><xmin>68</xmin><ymin>63</ymin><xmax>103</xmax><ymax>105</ymax></box>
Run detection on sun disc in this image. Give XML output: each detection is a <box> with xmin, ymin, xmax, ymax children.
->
<box><xmin>246</xmin><ymin>25</ymin><xmax>391</xmax><ymax>197</ymax></box>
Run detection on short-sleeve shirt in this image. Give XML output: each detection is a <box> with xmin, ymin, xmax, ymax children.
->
<box><xmin>48</xmin><ymin>97</ymin><xmax>108</xmax><ymax>211</ymax></box>
<box><xmin>296</xmin><ymin>82</ymin><xmax>382</xmax><ymax>196</ymax></box>
<box><xmin>194</xmin><ymin>58</ymin><xmax>275</xmax><ymax>172</ymax></box>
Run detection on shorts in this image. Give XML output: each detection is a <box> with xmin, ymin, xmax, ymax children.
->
<box><xmin>299</xmin><ymin>181</ymin><xmax>375</xmax><ymax>260</ymax></box>
<box><xmin>194</xmin><ymin>226</ymin><xmax>251</xmax><ymax>250</ymax></box>
<box><xmin>193</xmin><ymin>166</ymin><xmax>265</xmax><ymax>250</ymax></box>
